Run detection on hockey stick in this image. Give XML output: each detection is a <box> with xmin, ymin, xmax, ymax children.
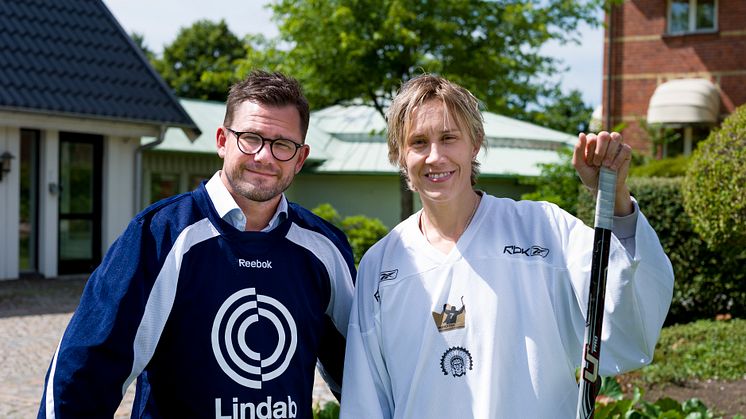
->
<box><xmin>575</xmin><ymin>166</ymin><xmax>617</xmax><ymax>419</ymax></box>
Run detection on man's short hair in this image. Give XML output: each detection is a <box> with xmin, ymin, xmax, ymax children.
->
<box><xmin>224</xmin><ymin>70</ymin><xmax>310</xmax><ymax>140</ymax></box>
<box><xmin>386</xmin><ymin>74</ymin><xmax>485</xmax><ymax>186</ymax></box>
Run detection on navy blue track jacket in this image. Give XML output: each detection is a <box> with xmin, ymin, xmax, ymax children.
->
<box><xmin>39</xmin><ymin>183</ymin><xmax>356</xmax><ymax>418</ymax></box>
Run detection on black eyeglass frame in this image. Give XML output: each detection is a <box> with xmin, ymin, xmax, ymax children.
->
<box><xmin>224</xmin><ymin>127</ymin><xmax>305</xmax><ymax>162</ymax></box>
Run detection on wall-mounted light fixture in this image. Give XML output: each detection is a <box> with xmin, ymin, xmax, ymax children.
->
<box><xmin>0</xmin><ymin>151</ymin><xmax>14</xmax><ymax>182</ymax></box>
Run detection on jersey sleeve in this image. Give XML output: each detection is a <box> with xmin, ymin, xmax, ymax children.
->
<box><xmin>285</xmin><ymin>219</ymin><xmax>357</xmax><ymax>399</ymax></box>
<box><xmin>556</xmin><ymin>202</ymin><xmax>674</xmax><ymax>376</ymax></box>
<box><xmin>339</xmin><ymin>253</ymin><xmax>395</xmax><ymax>419</ymax></box>
<box><xmin>38</xmin><ymin>217</ymin><xmax>159</xmax><ymax>418</ymax></box>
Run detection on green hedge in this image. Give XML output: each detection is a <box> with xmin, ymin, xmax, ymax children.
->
<box><xmin>683</xmin><ymin>104</ymin><xmax>746</xmax><ymax>252</ymax></box>
<box><xmin>578</xmin><ymin>177</ymin><xmax>746</xmax><ymax>324</ymax></box>
<box><xmin>312</xmin><ymin>204</ymin><xmax>389</xmax><ymax>265</ymax></box>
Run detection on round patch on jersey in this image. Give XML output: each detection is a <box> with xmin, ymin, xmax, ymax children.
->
<box><xmin>440</xmin><ymin>346</ymin><xmax>473</xmax><ymax>377</ymax></box>
<box><xmin>211</xmin><ymin>288</ymin><xmax>298</xmax><ymax>388</ymax></box>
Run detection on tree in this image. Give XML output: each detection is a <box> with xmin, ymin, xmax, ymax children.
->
<box><xmin>153</xmin><ymin>20</ymin><xmax>247</xmax><ymax>101</ymax></box>
<box><xmin>254</xmin><ymin>0</ymin><xmax>607</xmax><ymax>219</ymax></box>
<box><xmin>262</xmin><ymin>1</ymin><xmax>604</xmax><ymax>115</ymax></box>
<box><xmin>520</xmin><ymin>147</ymin><xmax>581</xmax><ymax>215</ymax></box>
<box><xmin>527</xmin><ymin>90</ymin><xmax>593</xmax><ymax>135</ymax></box>
<box><xmin>130</xmin><ymin>32</ymin><xmax>156</xmax><ymax>63</ymax></box>
<box><xmin>682</xmin><ymin>104</ymin><xmax>746</xmax><ymax>252</ymax></box>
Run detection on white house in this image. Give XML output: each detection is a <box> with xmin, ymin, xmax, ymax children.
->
<box><xmin>0</xmin><ymin>0</ymin><xmax>198</xmax><ymax>280</ymax></box>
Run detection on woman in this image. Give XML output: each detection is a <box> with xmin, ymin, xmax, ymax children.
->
<box><xmin>340</xmin><ymin>74</ymin><xmax>673</xmax><ymax>418</ymax></box>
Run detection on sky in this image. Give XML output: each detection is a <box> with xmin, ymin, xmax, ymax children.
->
<box><xmin>103</xmin><ymin>0</ymin><xmax>604</xmax><ymax>107</ymax></box>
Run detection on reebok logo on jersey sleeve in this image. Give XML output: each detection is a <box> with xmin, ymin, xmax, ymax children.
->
<box><xmin>238</xmin><ymin>259</ymin><xmax>273</xmax><ymax>268</ymax></box>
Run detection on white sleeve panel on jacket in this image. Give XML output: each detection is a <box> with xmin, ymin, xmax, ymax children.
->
<box><xmin>561</xmin><ymin>205</ymin><xmax>674</xmax><ymax>376</ymax></box>
<box><xmin>286</xmin><ymin>223</ymin><xmax>354</xmax><ymax>337</ymax></box>
<box><xmin>340</xmin><ymin>255</ymin><xmax>394</xmax><ymax>419</ymax></box>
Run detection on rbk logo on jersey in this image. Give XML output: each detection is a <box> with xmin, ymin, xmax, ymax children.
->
<box><xmin>503</xmin><ymin>245</ymin><xmax>550</xmax><ymax>258</ymax></box>
<box><xmin>212</xmin><ymin>288</ymin><xmax>297</xmax><ymax>389</ymax></box>
<box><xmin>432</xmin><ymin>297</ymin><xmax>466</xmax><ymax>332</ymax></box>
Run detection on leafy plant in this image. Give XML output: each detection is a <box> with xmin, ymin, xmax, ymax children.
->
<box><xmin>313</xmin><ymin>401</ymin><xmax>340</xmax><ymax>419</ymax></box>
<box><xmin>638</xmin><ymin>118</ymin><xmax>683</xmax><ymax>157</ymax></box>
<box><xmin>642</xmin><ymin>319</ymin><xmax>746</xmax><ymax>385</ymax></box>
<box><xmin>312</xmin><ymin>204</ymin><xmax>389</xmax><ymax>265</ymax></box>
<box><xmin>596</xmin><ymin>387</ymin><xmax>730</xmax><ymax>419</ymax></box>
<box><xmin>629</xmin><ymin>155</ymin><xmax>690</xmax><ymax>178</ymax></box>
<box><xmin>520</xmin><ymin>147</ymin><xmax>582</xmax><ymax>214</ymax></box>
<box><xmin>577</xmin><ymin>177</ymin><xmax>746</xmax><ymax>323</ymax></box>
<box><xmin>683</xmin><ymin>104</ymin><xmax>746</xmax><ymax>253</ymax></box>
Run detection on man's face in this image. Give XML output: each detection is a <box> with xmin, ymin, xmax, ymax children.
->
<box><xmin>451</xmin><ymin>357</ymin><xmax>464</xmax><ymax>375</ymax></box>
<box><xmin>403</xmin><ymin>99</ymin><xmax>477</xmax><ymax>205</ymax></box>
<box><xmin>217</xmin><ymin>101</ymin><xmax>309</xmax><ymax>203</ymax></box>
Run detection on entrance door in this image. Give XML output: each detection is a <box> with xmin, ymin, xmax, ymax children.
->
<box><xmin>58</xmin><ymin>132</ymin><xmax>103</xmax><ymax>275</ymax></box>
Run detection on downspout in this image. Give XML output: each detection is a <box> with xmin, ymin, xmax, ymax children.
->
<box><xmin>605</xmin><ymin>4</ymin><xmax>614</xmax><ymax>131</ymax></box>
<box><xmin>134</xmin><ymin>125</ymin><xmax>167</xmax><ymax>215</ymax></box>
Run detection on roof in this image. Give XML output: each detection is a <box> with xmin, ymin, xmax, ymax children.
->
<box><xmin>150</xmin><ymin>100</ymin><xmax>576</xmax><ymax>177</ymax></box>
<box><xmin>0</xmin><ymin>0</ymin><xmax>199</xmax><ymax>138</ymax></box>
<box><xmin>647</xmin><ymin>78</ymin><xmax>720</xmax><ymax>124</ymax></box>
<box><xmin>311</xmin><ymin>104</ymin><xmax>575</xmax><ymax>176</ymax></box>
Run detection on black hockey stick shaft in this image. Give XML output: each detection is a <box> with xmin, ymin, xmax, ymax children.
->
<box><xmin>576</xmin><ymin>167</ymin><xmax>617</xmax><ymax>419</ymax></box>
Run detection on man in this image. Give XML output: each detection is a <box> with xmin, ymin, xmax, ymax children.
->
<box><xmin>39</xmin><ymin>71</ymin><xmax>355</xmax><ymax>418</ymax></box>
<box><xmin>340</xmin><ymin>74</ymin><xmax>673</xmax><ymax>418</ymax></box>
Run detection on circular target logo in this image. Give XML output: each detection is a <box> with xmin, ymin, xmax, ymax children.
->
<box><xmin>211</xmin><ymin>288</ymin><xmax>297</xmax><ymax>388</ymax></box>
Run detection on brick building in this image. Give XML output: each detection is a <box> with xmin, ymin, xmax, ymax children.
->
<box><xmin>601</xmin><ymin>0</ymin><xmax>746</xmax><ymax>156</ymax></box>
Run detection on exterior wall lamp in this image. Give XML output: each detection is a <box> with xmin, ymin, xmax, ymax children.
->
<box><xmin>0</xmin><ymin>151</ymin><xmax>14</xmax><ymax>182</ymax></box>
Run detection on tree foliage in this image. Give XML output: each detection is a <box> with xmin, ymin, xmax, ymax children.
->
<box><xmin>520</xmin><ymin>147</ymin><xmax>582</xmax><ymax>214</ymax></box>
<box><xmin>130</xmin><ymin>32</ymin><xmax>156</xmax><ymax>62</ymax></box>
<box><xmin>682</xmin><ymin>104</ymin><xmax>746</xmax><ymax>252</ymax></box>
<box><xmin>258</xmin><ymin>0</ymin><xmax>604</xmax><ymax>119</ymax></box>
<box><xmin>153</xmin><ymin>20</ymin><xmax>247</xmax><ymax>101</ymax></box>
<box><xmin>527</xmin><ymin>90</ymin><xmax>593</xmax><ymax>134</ymax></box>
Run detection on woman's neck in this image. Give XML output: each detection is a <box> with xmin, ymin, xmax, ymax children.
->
<box><xmin>419</xmin><ymin>190</ymin><xmax>481</xmax><ymax>253</ymax></box>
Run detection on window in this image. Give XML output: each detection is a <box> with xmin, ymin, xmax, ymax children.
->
<box><xmin>668</xmin><ymin>0</ymin><xmax>717</xmax><ymax>34</ymax></box>
<box><xmin>661</xmin><ymin>125</ymin><xmax>711</xmax><ymax>157</ymax></box>
<box><xmin>150</xmin><ymin>173</ymin><xmax>180</xmax><ymax>204</ymax></box>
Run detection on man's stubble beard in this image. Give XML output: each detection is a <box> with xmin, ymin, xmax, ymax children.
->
<box><xmin>226</xmin><ymin>164</ymin><xmax>295</xmax><ymax>203</ymax></box>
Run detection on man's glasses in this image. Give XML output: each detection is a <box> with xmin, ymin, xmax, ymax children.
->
<box><xmin>225</xmin><ymin>127</ymin><xmax>304</xmax><ymax>161</ymax></box>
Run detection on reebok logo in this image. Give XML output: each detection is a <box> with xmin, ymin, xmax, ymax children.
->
<box><xmin>238</xmin><ymin>259</ymin><xmax>273</xmax><ymax>268</ymax></box>
<box><xmin>503</xmin><ymin>245</ymin><xmax>550</xmax><ymax>258</ymax></box>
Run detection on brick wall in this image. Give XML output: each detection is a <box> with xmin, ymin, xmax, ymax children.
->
<box><xmin>602</xmin><ymin>0</ymin><xmax>746</xmax><ymax>151</ymax></box>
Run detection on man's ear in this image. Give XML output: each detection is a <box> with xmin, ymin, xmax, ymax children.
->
<box><xmin>294</xmin><ymin>145</ymin><xmax>311</xmax><ymax>174</ymax></box>
<box><xmin>216</xmin><ymin>127</ymin><xmax>227</xmax><ymax>158</ymax></box>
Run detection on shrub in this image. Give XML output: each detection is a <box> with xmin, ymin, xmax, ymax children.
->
<box><xmin>520</xmin><ymin>147</ymin><xmax>581</xmax><ymax>214</ymax></box>
<box><xmin>312</xmin><ymin>204</ymin><xmax>389</xmax><ymax>265</ymax></box>
<box><xmin>578</xmin><ymin>177</ymin><xmax>746</xmax><ymax>324</ymax></box>
<box><xmin>641</xmin><ymin>318</ymin><xmax>746</xmax><ymax>385</ymax></box>
<box><xmin>629</xmin><ymin>155</ymin><xmax>690</xmax><ymax>178</ymax></box>
<box><xmin>313</xmin><ymin>401</ymin><xmax>340</xmax><ymax>419</ymax></box>
<box><xmin>683</xmin><ymin>104</ymin><xmax>746</xmax><ymax>252</ymax></box>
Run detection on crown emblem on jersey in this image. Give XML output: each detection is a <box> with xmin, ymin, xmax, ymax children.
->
<box><xmin>432</xmin><ymin>297</ymin><xmax>466</xmax><ymax>332</ymax></box>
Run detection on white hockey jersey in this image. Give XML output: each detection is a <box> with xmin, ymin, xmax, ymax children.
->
<box><xmin>340</xmin><ymin>194</ymin><xmax>673</xmax><ymax>419</ymax></box>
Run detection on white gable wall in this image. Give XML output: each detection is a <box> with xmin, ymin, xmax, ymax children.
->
<box><xmin>0</xmin><ymin>126</ymin><xmax>21</xmax><ymax>279</ymax></box>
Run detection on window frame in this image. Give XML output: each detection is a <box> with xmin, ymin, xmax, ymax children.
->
<box><xmin>667</xmin><ymin>0</ymin><xmax>718</xmax><ymax>35</ymax></box>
